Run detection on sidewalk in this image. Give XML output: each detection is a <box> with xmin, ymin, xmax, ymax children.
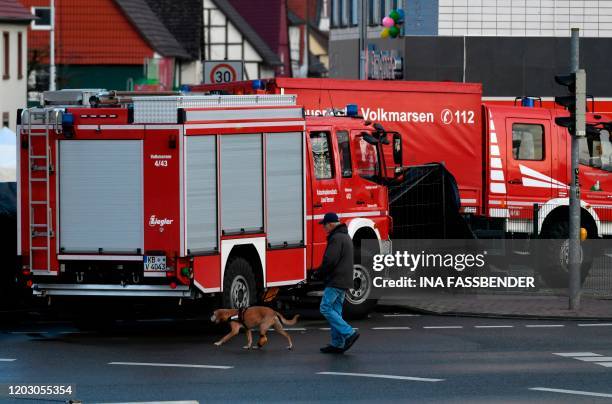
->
<box><xmin>379</xmin><ymin>291</ymin><xmax>612</xmax><ymax>320</ymax></box>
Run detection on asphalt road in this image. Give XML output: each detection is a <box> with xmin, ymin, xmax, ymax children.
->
<box><xmin>2</xmin><ymin>310</ymin><xmax>612</xmax><ymax>403</ymax></box>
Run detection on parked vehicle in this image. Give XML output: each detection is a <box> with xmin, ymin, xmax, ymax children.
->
<box><xmin>189</xmin><ymin>78</ymin><xmax>612</xmax><ymax>286</ymax></box>
<box><xmin>17</xmin><ymin>90</ymin><xmax>399</xmax><ymax>317</ymax></box>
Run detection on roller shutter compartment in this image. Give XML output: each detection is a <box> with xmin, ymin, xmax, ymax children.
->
<box><xmin>59</xmin><ymin>140</ymin><xmax>143</xmax><ymax>253</ymax></box>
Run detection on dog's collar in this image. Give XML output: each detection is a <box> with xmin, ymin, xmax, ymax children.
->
<box><xmin>229</xmin><ymin>307</ymin><xmax>248</xmax><ymax>325</ymax></box>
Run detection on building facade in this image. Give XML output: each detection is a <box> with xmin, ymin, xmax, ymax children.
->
<box><xmin>201</xmin><ymin>0</ymin><xmax>283</xmax><ymax>81</ymax></box>
<box><xmin>329</xmin><ymin>1</ymin><xmax>612</xmax><ymax>97</ymax></box>
<box><xmin>0</xmin><ymin>0</ymin><xmax>33</xmax><ymax>134</ymax></box>
<box><xmin>438</xmin><ymin>0</ymin><xmax>612</xmax><ymax>37</ymax></box>
<box><xmin>288</xmin><ymin>0</ymin><xmax>330</xmax><ymax>78</ymax></box>
<box><xmin>23</xmin><ymin>0</ymin><xmax>190</xmax><ymax>97</ymax></box>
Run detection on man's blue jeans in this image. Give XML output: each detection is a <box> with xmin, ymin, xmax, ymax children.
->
<box><xmin>320</xmin><ymin>287</ymin><xmax>354</xmax><ymax>348</ymax></box>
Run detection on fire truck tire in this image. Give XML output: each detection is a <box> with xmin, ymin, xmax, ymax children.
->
<box><xmin>343</xmin><ymin>247</ymin><xmax>377</xmax><ymax>319</ymax></box>
<box><xmin>222</xmin><ymin>257</ymin><xmax>257</xmax><ymax>309</ymax></box>
<box><xmin>538</xmin><ymin>221</ymin><xmax>592</xmax><ymax>288</ymax></box>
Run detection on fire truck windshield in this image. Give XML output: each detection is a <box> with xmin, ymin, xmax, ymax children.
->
<box><xmin>579</xmin><ymin>129</ymin><xmax>612</xmax><ymax>172</ymax></box>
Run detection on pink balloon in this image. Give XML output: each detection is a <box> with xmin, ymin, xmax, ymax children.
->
<box><xmin>382</xmin><ymin>16</ymin><xmax>394</xmax><ymax>28</ymax></box>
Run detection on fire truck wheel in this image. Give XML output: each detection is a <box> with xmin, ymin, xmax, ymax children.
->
<box><xmin>222</xmin><ymin>257</ymin><xmax>257</xmax><ymax>309</ymax></box>
<box><xmin>343</xmin><ymin>248</ymin><xmax>377</xmax><ymax>319</ymax></box>
<box><xmin>539</xmin><ymin>221</ymin><xmax>592</xmax><ymax>288</ymax></box>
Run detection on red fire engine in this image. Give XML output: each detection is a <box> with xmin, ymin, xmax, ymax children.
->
<box><xmin>189</xmin><ymin>78</ymin><xmax>612</xmax><ymax>286</ymax></box>
<box><xmin>17</xmin><ymin>91</ymin><xmax>395</xmax><ymax>315</ymax></box>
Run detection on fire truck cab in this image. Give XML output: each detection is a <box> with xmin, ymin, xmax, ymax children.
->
<box><xmin>17</xmin><ymin>90</ymin><xmax>391</xmax><ymax>315</ymax></box>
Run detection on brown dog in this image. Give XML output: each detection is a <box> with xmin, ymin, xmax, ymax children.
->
<box><xmin>211</xmin><ymin>306</ymin><xmax>299</xmax><ymax>350</ymax></box>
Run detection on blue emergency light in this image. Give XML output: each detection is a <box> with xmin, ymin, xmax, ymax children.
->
<box><xmin>521</xmin><ymin>97</ymin><xmax>535</xmax><ymax>107</ymax></box>
<box><xmin>346</xmin><ymin>104</ymin><xmax>359</xmax><ymax>117</ymax></box>
<box><xmin>252</xmin><ymin>79</ymin><xmax>265</xmax><ymax>90</ymax></box>
<box><xmin>62</xmin><ymin>112</ymin><xmax>75</xmax><ymax>138</ymax></box>
<box><xmin>62</xmin><ymin>112</ymin><xmax>74</xmax><ymax>126</ymax></box>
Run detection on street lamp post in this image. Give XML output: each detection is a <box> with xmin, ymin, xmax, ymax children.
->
<box><xmin>49</xmin><ymin>0</ymin><xmax>56</xmax><ymax>91</ymax></box>
<box><xmin>359</xmin><ymin>0</ymin><xmax>367</xmax><ymax>80</ymax></box>
<box><xmin>568</xmin><ymin>28</ymin><xmax>585</xmax><ymax>310</ymax></box>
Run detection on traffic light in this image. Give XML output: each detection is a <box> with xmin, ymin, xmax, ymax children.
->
<box><xmin>554</xmin><ymin>70</ymin><xmax>586</xmax><ymax>137</ymax></box>
<box><xmin>554</xmin><ymin>73</ymin><xmax>576</xmax><ymax>134</ymax></box>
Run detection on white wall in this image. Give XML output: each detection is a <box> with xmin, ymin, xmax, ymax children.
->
<box><xmin>439</xmin><ymin>0</ymin><xmax>612</xmax><ymax>37</ymax></box>
<box><xmin>203</xmin><ymin>0</ymin><xmax>270</xmax><ymax>80</ymax></box>
<box><xmin>0</xmin><ymin>23</ymin><xmax>28</xmax><ymax>134</ymax></box>
<box><xmin>180</xmin><ymin>60</ymin><xmax>203</xmax><ymax>85</ymax></box>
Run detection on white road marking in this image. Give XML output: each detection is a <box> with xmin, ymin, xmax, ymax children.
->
<box><xmin>578</xmin><ymin>323</ymin><xmax>612</xmax><ymax>327</ymax></box>
<box><xmin>98</xmin><ymin>401</ymin><xmax>199</xmax><ymax>404</ymax></box>
<box><xmin>474</xmin><ymin>325</ymin><xmax>514</xmax><ymax>329</ymax></box>
<box><xmin>575</xmin><ymin>357</ymin><xmax>612</xmax><ymax>362</ymax></box>
<box><xmin>383</xmin><ymin>314</ymin><xmax>421</xmax><ymax>317</ymax></box>
<box><xmin>317</xmin><ymin>371</ymin><xmax>444</xmax><ymax>382</ymax></box>
<box><xmin>109</xmin><ymin>362</ymin><xmax>233</xmax><ymax>370</ymax></box>
<box><xmin>99</xmin><ymin>402</ymin><xmax>198</xmax><ymax>404</ymax></box>
<box><xmin>525</xmin><ymin>324</ymin><xmax>564</xmax><ymax>328</ymax></box>
<box><xmin>423</xmin><ymin>326</ymin><xmax>463</xmax><ymax>329</ymax></box>
<box><xmin>0</xmin><ymin>358</ymin><xmax>16</xmax><ymax>362</ymax></box>
<box><xmin>553</xmin><ymin>352</ymin><xmax>612</xmax><ymax>368</ymax></box>
<box><xmin>372</xmin><ymin>327</ymin><xmax>411</xmax><ymax>330</ymax></box>
<box><xmin>529</xmin><ymin>387</ymin><xmax>612</xmax><ymax>398</ymax></box>
<box><xmin>272</xmin><ymin>328</ymin><xmax>306</xmax><ymax>331</ymax></box>
<box><xmin>319</xmin><ymin>327</ymin><xmax>358</xmax><ymax>331</ymax></box>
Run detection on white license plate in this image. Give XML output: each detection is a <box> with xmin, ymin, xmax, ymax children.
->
<box><xmin>144</xmin><ymin>256</ymin><xmax>167</xmax><ymax>271</ymax></box>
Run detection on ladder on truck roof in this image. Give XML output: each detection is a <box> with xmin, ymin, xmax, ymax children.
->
<box><xmin>22</xmin><ymin>108</ymin><xmax>60</xmax><ymax>273</ymax></box>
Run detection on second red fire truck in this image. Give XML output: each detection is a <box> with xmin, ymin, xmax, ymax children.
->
<box><xmin>190</xmin><ymin>78</ymin><xmax>612</xmax><ymax>285</ymax></box>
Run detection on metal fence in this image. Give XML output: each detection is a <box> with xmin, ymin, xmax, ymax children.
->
<box><xmin>389</xmin><ymin>164</ymin><xmax>447</xmax><ymax>239</ymax></box>
<box><xmin>387</xmin><ymin>166</ymin><xmax>612</xmax><ymax>297</ymax></box>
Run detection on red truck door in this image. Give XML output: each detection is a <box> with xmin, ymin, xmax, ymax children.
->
<box><xmin>307</xmin><ymin>128</ymin><xmax>341</xmax><ymax>266</ymax></box>
<box><xmin>505</xmin><ymin>117</ymin><xmax>556</xmax><ymax>216</ymax></box>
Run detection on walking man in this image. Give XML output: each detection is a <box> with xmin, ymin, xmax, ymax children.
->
<box><xmin>316</xmin><ymin>212</ymin><xmax>360</xmax><ymax>353</ymax></box>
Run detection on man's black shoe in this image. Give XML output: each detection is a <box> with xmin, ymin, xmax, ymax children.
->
<box><xmin>320</xmin><ymin>345</ymin><xmax>344</xmax><ymax>354</ymax></box>
<box><xmin>342</xmin><ymin>332</ymin><xmax>360</xmax><ymax>352</ymax></box>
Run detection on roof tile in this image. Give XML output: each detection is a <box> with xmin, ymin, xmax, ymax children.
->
<box><xmin>0</xmin><ymin>0</ymin><xmax>35</xmax><ymax>23</ymax></box>
<box><xmin>114</xmin><ymin>0</ymin><xmax>190</xmax><ymax>59</ymax></box>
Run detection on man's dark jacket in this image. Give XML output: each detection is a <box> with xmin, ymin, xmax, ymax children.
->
<box><xmin>317</xmin><ymin>223</ymin><xmax>354</xmax><ymax>289</ymax></box>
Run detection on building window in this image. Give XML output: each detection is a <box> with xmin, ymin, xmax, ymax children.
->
<box><xmin>331</xmin><ymin>0</ymin><xmax>342</xmax><ymax>28</ymax></box>
<box><xmin>340</xmin><ymin>0</ymin><xmax>349</xmax><ymax>27</ymax></box>
<box><xmin>17</xmin><ymin>32</ymin><xmax>23</xmax><ymax>79</ymax></box>
<box><xmin>2</xmin><ymin>112</ymin><xmax>8</xmax><ymax>128</ymax></box>
<box><xmin>31</xmin><ymin>7</ymin><xmax>52</xmax><ymax>30</ymax></box>
<box><xmin>512</xmin><ymin>123</ymin><xmax>544</xmax><ymax>161</ymax></box>
<box><xmin>2</xmin><ymin>32</ymin><xmax>8</xmax><ymax>80</ymax></box>
<box><xmin>350</xmin><ymin>0</ymin><xmax>359</xmax><ymax>26</ymax></box>
<box><xmin>368</xmin><ymin>0</ymin><xmax>378</xmax><ymax>26</ymax></box>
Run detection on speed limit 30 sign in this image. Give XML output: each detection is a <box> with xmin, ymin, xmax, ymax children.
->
<box><xmin>204</xmin><ymin>61</ymin><xmax>244</xmax><ymax>84</ymax></box>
